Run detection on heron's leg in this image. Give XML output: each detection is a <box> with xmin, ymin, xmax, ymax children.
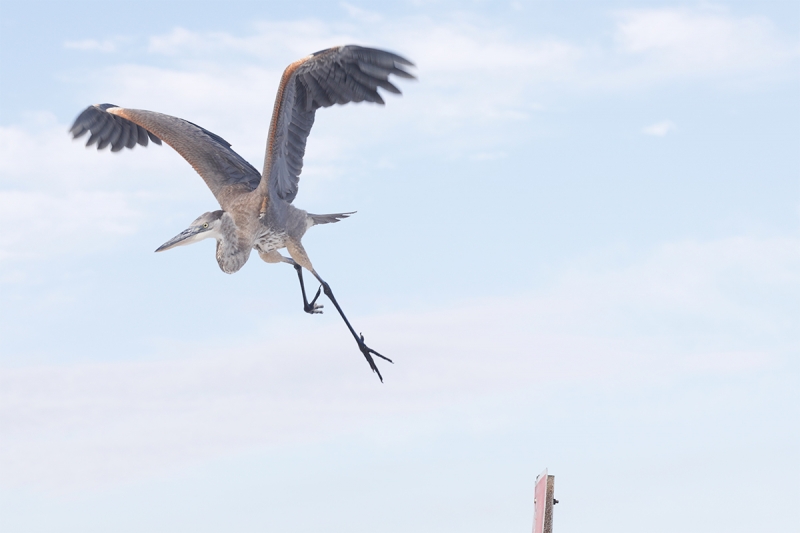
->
<box><xmin>286</xmin><ymin>240</ymin><xmax>390</xmax><ymax>381</ymax></box>
<box><xmin>259</xmin><ymin>249</ymin><xmax>322</xmax><ymax>314</ymax></box>
<box><xmin>310</xmin><ymin>269</ymin><xmax>393</xmax><ymax>382</ymax></box>
<box><xmin>291</xmin><ymin>262</ymin><xmax>323</xmax><ymax>315</ymax></box>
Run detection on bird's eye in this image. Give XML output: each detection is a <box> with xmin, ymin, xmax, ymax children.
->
<box><xmin>203</xmin><ymin>223</ymin><xmax>209</xmax><ymax>228</ymax></box>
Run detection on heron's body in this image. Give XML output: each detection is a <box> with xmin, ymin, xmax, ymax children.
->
<box><xmin>69</xmin><ymin>46</ymin><xmax>414</xmax><ymax>380</ymax></box>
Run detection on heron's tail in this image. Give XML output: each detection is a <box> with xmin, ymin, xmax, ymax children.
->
<box><xmin>309</xmin><ymin>211</ymin><xmax>355</xmax><ymax>225</ymax></box>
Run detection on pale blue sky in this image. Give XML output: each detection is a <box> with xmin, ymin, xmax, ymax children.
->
<box><xmin>0</xmin><ymin>1</ymin><xmax>798</xmax><ymax>532</ymax></box>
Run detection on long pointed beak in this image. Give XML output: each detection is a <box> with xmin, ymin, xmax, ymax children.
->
<box><xmin>155</xmin><ymin>227</ymin><xmax>203</xmax><ymax>252</ymax></box>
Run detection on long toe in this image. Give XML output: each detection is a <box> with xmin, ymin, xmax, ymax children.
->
<box><xmin>304</xmin><ymin>302</ymin><xmax>324</xmax><ymax>314</ymax></box>
<box><xmin>359</xmin><ymin>334</ymin><xmax>393</xmax><ymax>363</ymax></box>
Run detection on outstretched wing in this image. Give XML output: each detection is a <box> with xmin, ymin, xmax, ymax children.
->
<box><xmin>70</xmin><ymin>104</ymin><xmax>261</xmax><ymax>209</ymax></box>
<box><xmin>262</xmin><ymin>45</ymin><xmax>414</xmax><ymax>203</ymax></box>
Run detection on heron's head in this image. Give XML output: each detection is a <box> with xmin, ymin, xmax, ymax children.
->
<box><xmin>155</xmin><ymin>210</ymin><xmax>225</xmax><ymax>252</ymax></box>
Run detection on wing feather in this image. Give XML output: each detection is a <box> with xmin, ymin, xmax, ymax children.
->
<box><xmin>87</xmin><ymin>114</ymin><xmax>115</xmax><ymax>147</ymax></box>
<box><xmin>124</xmin><ymin>122</ymin><xmax>138</xmax><ymax>149</ymax></box>
<box><xmin>135</xmin><ymin>124</ymin><xmax>150</xmax><ymax>147</ymax></box>
<box><xmin>70</xmin><ymin>104</ymin><xmax>260</xmax><ymax>209</ymax></box>
<box><xmin>103</xmin><ymin>121</ymin><xmax>123</xmax><ymax>151</ymax></box>
<box><xmin>261</xmin><ymin>45</ymin><xmax>414</xmax><ymax>203</ymax></box>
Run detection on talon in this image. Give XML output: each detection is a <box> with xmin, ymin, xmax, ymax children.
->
<box><xmin>371</xmin><ymin>349</ymin><xmax>393</xmax><ymax>364</ymax></box>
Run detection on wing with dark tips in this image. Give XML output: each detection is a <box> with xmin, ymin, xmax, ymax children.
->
<box><xmin>70</xmin><ymin>103</ymin><xmax>161</xmax><ymax>152</ymax></box>
<box><xmin>262</xmin><ymin>45</ymin><xmax>414</xmax><ymax>203</ymax></box>
<box><xmin>69</xmin><ymin>104</ymin><xmax>261</xmax><ymax>208</ymax></box>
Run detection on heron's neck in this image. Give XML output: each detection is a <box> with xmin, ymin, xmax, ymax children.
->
<box><xmin>215</xmin><ymin>212</ymin><xmax>250</xmax><ymax>274</ymax></box>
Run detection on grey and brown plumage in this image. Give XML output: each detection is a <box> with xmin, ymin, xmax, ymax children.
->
<box><xmin>69</xmin><ymin>45</ymin><xmax>415</xmax><ymax>381</ymax></box>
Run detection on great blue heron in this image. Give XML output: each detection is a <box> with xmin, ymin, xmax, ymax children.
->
<box><xmin>69</xmin><ymin>45</ymin><xmax>414</xmax><ymax>381</ymax></box>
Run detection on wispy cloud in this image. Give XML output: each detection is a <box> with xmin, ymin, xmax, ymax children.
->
<box><xmin>0</xmin><ymin>114</ymin><xmax>197</xmax><ymax>261</ymax></box>
<box><xmin>340</xmin><ymin>2</ymin><xmax>383</xmax><ymax>24</ymax></box>
<box><xmin>64</xmin><ymin>38</ymin><xmax>117</xmax><ymax>53</ymax></box>
<box><xmin>0</xmin><ymin>191</ymin><xmax>141</xmax><ymax>261</ymax></box>
<box><xmin>147</xmin><ymin>21</ymin><xmax>358</xmax><ymax>60</ymax></box>
<box><xmin>132</xmin><ymin>7</ymin><xmax>798</xmax><ymax>143</ymax></box>
<box><xmin>642</xmin><ymin>119</ymin><xmax>676</xmax><ymax>136</ymax></box>
<box><xmin>613</xmin><ymin>7</ymin><xmax>795</xmax><ymax>76</ymax></box>
<box><xmin>142</xmin><ymin>7</ymin><xmax>797</xmax><ymax>87</ymax></box>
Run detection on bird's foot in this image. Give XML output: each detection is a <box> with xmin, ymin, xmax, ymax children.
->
<box><xmin>357</xmin><ymin>333</ymin><xmax>393</xmax><ymax>382</ymax></box>
<box><xmin>303</xmin><ymin>286</ymin><xmax>324</xmax><ymax>314</ymax></box>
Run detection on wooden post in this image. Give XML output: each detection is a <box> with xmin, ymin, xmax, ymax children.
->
<box><xmin>533</xmin><ymin>469</ymin><xmax>556</xmax><ymax>533</ymax></box>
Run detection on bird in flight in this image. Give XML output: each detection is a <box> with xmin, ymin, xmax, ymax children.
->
<box><xmin>69</xmin><ymin>45</ymin><xmax>415</xmax><ymax>381</ymax></box>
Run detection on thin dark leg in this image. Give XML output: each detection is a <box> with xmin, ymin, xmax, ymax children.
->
<box><xmin>311</xmin><ymin>271</ymin><xmax>392</xmax><ymax>382</ymax></box>
<box><xmin>293</xmin><ymin>263</ymin><xmax>323</xmax><ymax>314</ymax></box>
